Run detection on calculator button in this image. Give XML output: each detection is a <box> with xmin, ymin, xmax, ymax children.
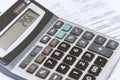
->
<box><xmin>56</xmin><ymin>63</ymin><xmax>70</xmax><ymax>74</ymax></box>
<box><xmin>75</xmin><ymin>60</ymin><xmax>89</xmax><ymax>71</ymax></box>
<box><xmin>82</xmin><ymin>51</ymin><xmax>95</xmax><ymax>62</ymax></box>
<box><xmin>70</xmin><ymin>46</ymin><xmax>82</xmax><ymax>57</ymax></box>
<box><xmin>42</xmin><ymin>46</ymin><xmax>53</xmax><ymax>55</ymax></box>
<box><xmin>94</xmin><ymin>56</ymin><xmax>107</xmax><ymax>67</ymax></box>
<box><xmin>47</xmin><ymin>27</ymin><xmax>58</xmax><ymax>36</ymax></box>
<box><xmin>106</xmin><ymin>40</ymin><xmax>119</xmax><ymax>50</ymax></box>
<box><xmin>49</xmin><ymin>73</ymin><xmax>63</xmax><ymax>80</ymax></box>
<box><xmin>56</xmin><ymin>30</ymin><xmax>66</xmax><ymax>39</ymax></box>
<box><xmin>83</xmin><ymin>74</ymin><xmax>95</xmax><ymax>80</ymax></box>
<box><xmin>94</xmin><ymin>35</ymin><xmax>106</xmax><ymax>45</ymax></box>
<box><xmin>82</xmin><ymin>31</ymin><xmax>94</xmax><ymax>40</ymax></box>
<box><xmin>62</xmin><ymin>23</ymin><xmax>72</xmax><ymax>32</ymax></box>
<box><xmin>88</xmin><ymin>65</ymin><xmax>101</xmax><ymax>76</ymax></box>
<box><xmin>30</xmin><ymin>46</ymin><xmax>42</xmax><ymax>57</ymax></box>
<box><xmin>64</xmin><ymin>34</ymin><xmax>77</xmax><ymax>43</ymax></box>
<box><xmin>27</xmin><ymin>63</ymin><xmax>38</xmax><ymax>74</ymax></box>
<box><xmin>44</xmin><ymin>58</ymin><xmax>57</xmax><ymax>69</ymax></box>
<box><xmin>69</xmin><ymin>68</ymin><xmax>82</xmax><ymax>79</ymax></box>
<box><xmin>35</xmin><ymin>54</ymin><xmax>46</xmax><ymax>64</ymax></box>
<box><xmin>88</xmin><ymin>43</ymin><xmax>113</xmax><ymax>58</ymax></box>
<box><xmin>63</xmin><ymin>55</ymin><xmax>76</xmax><ymax>65</ymax></box>
<box><xmin>54</xmin><ymin>21</ymin><xmax>64</xmax><ymax>28</ymax></box>
<box><xmin>51</xmin><ymin>50</ymin><xmax>64</xmax><ymax>60</ymax></box>
<box><xmin>40</xmin><ymin>35</ymin><xmax>51</xmax><ymax>44</ymax></box>
<box><xmin>49</xmin><ymin>38</ymin><xmax>60</xmax><ymax>47</ymax></box>
<box><xmin>58</xmin><ymin>42</ymin><xmax>70</xmax><ymax>52</ymax></box>
<box><xmin>19</xmin><ymin>55</ymin><xmax>33</xmax><ymax>69</ymax></box>
<box><xmin>71</xmin><ymin>27</ymin><xmax>83</xmax><ymax>36</ymax></box>
<box><xmin>76</xmin><ymin>38</ymin><xmax>89</xmax><ymax>48</ymax></box>
<box><xmin>36</xmin><ymin>67</ymin><xmax>50</xmax><ymax>79</ymax></box>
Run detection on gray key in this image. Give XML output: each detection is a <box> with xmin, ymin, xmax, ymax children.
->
<box><xmin>36</xmin><ymin>67</ymin><xmax>50</xmax><ymax>79</ymax></box>
<box><xmin>82</xmin><ymin>31</ymin><xmax>94</xmax><ymax>40</ymax></box>
<box><xmin>47</xmin><ymin>28</ymin><xmax>58</xmax><ymax>36</ymax></box>
<box><xmin>30</xmin><ymin>46</ymin><xmax>42</xmax><ymax>57</ymax></box>
<box><xmin>64</xmin><ymin>34</ymin><xmax>77</xmax><ymax>43</ymax></box>
<box><xmin>19</xmin><ymin>55</ymin><xmax>33</xmax><ymax>68</ymax></box>
<box><xmin>94</xmin><ymin>35</ymin><xmax>106</xmax><ymax>45</ymax></box>
<box><xmin>40</xmin><ymin>35</ymin><xmax>51</xmax><ymax>44</ymax></box>
<box><xmin>54</xmin><ymin>21</ymin><xmax>64</xmax><ymax>28</ymax></box>
<box><xmin>71</xmin><ymin>27</ymin><xmax>83</xmax><ymax>36</ymax></box>
<box><xmin>49</xmin><ymin>73</ymin><xmax>62</xmax><ymax>80</ymax></box>
<box><xmin>106</xmin><ymin>40</ymin><xmax>119</xmax><ymax>50</ymax></box>
<box><xmin>76</xmin><ymin>38</ymin><xmax>89</xmax><ymax>48</ymax></box>
<box><xmin>88</xmin><ymin>43</ymin><xmax>113</xmax><ymax>58</ymax></box>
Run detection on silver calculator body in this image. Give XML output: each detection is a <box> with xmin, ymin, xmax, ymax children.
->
<box><xmin>0</xmin><ymin>0</ymin><xmax>120</xmax><ymax>80</ymax></box>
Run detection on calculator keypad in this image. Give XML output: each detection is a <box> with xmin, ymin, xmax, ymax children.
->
<box><xmin>19</xmin><ymin>19</ymin><xmax>119</xmax><ymax>80</ymax></box>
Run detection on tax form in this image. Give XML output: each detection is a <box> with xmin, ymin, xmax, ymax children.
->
<box><xmin>0</xmin><ymin>0</ymin><xmax>120</xmax><ymax>80</ymax></box>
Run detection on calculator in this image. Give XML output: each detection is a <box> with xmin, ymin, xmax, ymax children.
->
<box><xmin>0</xmin><ymin>0</ymin><xmax>120</xmax><ymax>80</ymax></box>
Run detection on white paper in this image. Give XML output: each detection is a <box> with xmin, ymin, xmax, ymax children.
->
<box><xmin>0</xmin><ymin>0</ymin><xmax>120</xmax><ymax>80</ymax></box>
<box><xmin>0</xmin><ymin>0</ymin><xmax>17</xmax><ymax>16</ymax></box>
<box><xmin>36</xmin><ymin>0</ymin><xmax>120</xmax><ymax>40</ymax></box>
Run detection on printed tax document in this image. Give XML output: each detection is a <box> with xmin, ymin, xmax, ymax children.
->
<box><xmin>0</xmin><ymin>0</ymin><xmax>120</xmax><ymax>80</ymax></box>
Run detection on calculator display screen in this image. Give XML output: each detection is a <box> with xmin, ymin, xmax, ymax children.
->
<box><xmin>0</xmin><ymin>9</ymin><xmax>39</xmax><ymax>50</ymax></box>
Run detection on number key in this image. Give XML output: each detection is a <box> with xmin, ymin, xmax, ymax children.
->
<box><xmin>82</xmin><ymin>51</ymin><xmax>95</xmax><ymax>62</ymax></box>
<box><xmin>63</xmin><ymin>55</ymin><xmax>76</xmax><ymax>65</ymax></box>
<box><xmin>83</xmin><ymin>74</ymin><xmax>96</xmax><ymax>80</ymax></box>
<box><xmin>75</xmin><ymin>60</ymin><xmax>89</xmax><ymax>71</ymax></box>
<box><xmin>88</xmin><ymin>65</ymin><xmax>101</xmax><ymax>76</ymax></box>
<box><xmin>58</xmin><ymin>42</ymin><xmax>70</xmax><ymax>52</ymax></box>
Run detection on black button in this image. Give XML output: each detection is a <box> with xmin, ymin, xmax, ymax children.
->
<box><xmin>71</xmin><ymin>27</ymin><xmax>83</xmax><ymax>36</ymax></box>
<box><xmin>69</xmin><ymin>68</ymin><xmax>82</xmax><ymax>79</ymax></box>
<box><xmin>70</xmin><ymin>46</ymin><xmax>82</xmax><ymax>57</ymax></box>
<box><xmin>82</xmin><ymin>51</ymin><xmax>95</xmax><ymax>62</ymax></box>
<box><xmin>54</xmin><ymin>21</ymin><xmax>64</xmax><ymax>28</ymax></box>
<box><xmin>83</xmin><ymin>74</ymin><xmax>96</xmax><ymax>80</ymax></box>
<box><xmin>88</xmin><ymin>65</ymin><xmax>101</xmax><ymax>76</ymax></box>
<box><xmin>75</xmin><ymin>60</ymin><xmax>89</xmax><ymax>71</ymax></box>
<box><xmin>49</xmin><ymin>73</ymin><xmax>63</xmax><ymax>80</ymax></box>
<box><xmin>58</xmin><ymin>42</ymin><xmax>70</xmax><ymax>52</ymax></box>
<box><xmin>44</xmin><ymin>58</ymin><xmax>57</xmax><ymax>69</ymax></box>
<box><xmin>94</xmin><ymin>56</ymin><xmax>107</xmax><ymax>67</ymax></box>
<box><xmin>76</xmin><ymin>38</ymin><xmax>89</xmax><ymax>48</ymax></box>
<box><xmin>106</xmin><ymin>40</ymin><xmax>119</xmax><ymax>50</ymax></box>
<box><xmin>56</xmin><ymin>63</ymin><xmax>70</xmax><ymax>74</ymax></box>
<box><xmin>51</xmin><ymin>50</ymin><xmax>64</xmax><ymax>60</ymax></box>
<box><xmin>82</xmin><ymin>31</ymin><xmax>94</xmax><ymax>40</ymax></box>
<box><xmin>94</xmin><ymin>35</ymin><xmax>106</xmax><ymax>45</ymax></box>
<box><xmin>63</xmin><ymin>55</ymin><xmax>76</xmax><ymax>65</ymax></box>
<box><xmin>47</xmin><ymin>27</ymin><xmax>58</xmax><ymax>36</ymax></box>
